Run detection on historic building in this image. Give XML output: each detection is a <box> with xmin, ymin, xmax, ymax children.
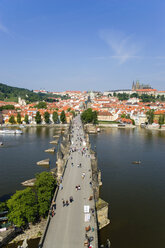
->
<box><xmin>132</xmin><ymin>81</ymin><xmax>152</xmax><ymax>90</ymax></box>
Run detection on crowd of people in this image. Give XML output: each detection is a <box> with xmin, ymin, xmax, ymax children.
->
<box><xmin>49</xmin><ymin>116</ymin><xmax>96</xmax><ymax>247</ymax></box>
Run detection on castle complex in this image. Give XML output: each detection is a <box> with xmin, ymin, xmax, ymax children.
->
<box><xmin>132</xmin><ymin>81</ymin><xmax>152</xmax><ymax>91</ymax></box>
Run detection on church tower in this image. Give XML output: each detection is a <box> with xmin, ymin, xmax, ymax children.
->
<box><xmin>132</xmin><ymin>81</ymin><xmax>135</xmax><ymax>90</ymax></box>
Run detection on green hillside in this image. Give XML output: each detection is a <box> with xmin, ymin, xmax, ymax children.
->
<box><xmin>0</xmin><ymin>83</ymin><xmax>46</xmax><ymax>102</ymax></box>
<box><xmin>0</xmin><ymin>83</ymin><xmax>70</xmax><ymax>103</ymax></box>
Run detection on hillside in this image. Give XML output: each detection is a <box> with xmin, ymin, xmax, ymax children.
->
<box><xmin>0</xmin><ymin>83</ymin><xmax>46</xmax><ymax>103</ymax></box>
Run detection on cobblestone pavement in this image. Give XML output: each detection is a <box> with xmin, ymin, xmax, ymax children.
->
<box><xmin>43</xmin><ymin>116</ymin><xmax>98</xmax><ymax>248</ymax></box>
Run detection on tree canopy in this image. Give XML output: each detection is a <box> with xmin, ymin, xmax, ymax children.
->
<box><xmin>52</xmin><ymin>111</ymin><xmax>58</xmax><ymax>123</ymax></box>
<box><xmin>158</xmin><ymin>114</ymin><xmax>165</xmax><ymax>128</ymax></box>
<box><xmin>35</xmin><ymin>111</ymin><xmax>42</xmax><ymax>124</ymax></box>
<box><xmin>0</xmin><ymin>201</ymin><xmax>8</xmax><ymax>212</ymax></box>
<box><xmin>24</xmin><ymin>114</ymin><xmax>29</xmax><ymax>124</ymax></box>
<box><xmin>6</xmin><ymin>171</ymin><xmax>56</xmax><ymax>227</ymax></box>
<box><xmin>7</xmin><ymin>188</ymin><xmax>38</xmax><ymax>227</ymax></box>
<box><xmin>81</xmin><ymin>108</ymin><xmax>98</xmax><ymax>124</ymax></box>
<box><xmin>17</xmin><ymin>113</ymin><xmax>22</xmax><ymax>124</ymax></box>
<box><xmin>9</xmin><ymin>115</ymin><xmax>15</xmax><ymax>124</ymax></box>
<box><xmin>35</xmin><ymin>102</ymin><xmax>47</xmax><ymax>109</ymax></box>
<box><xmin>0</xmin><ymin>105</ymin><xmax>15</xmax><ymax>111</ymax></box>
<box><xmin>35</xmin><ymin>172</ymin><xmax>56</xmax><ymax>217</ymax></box>
<box><xmin>44</xmin><ymin>111</ymin><xmax>50</xmax><ymax>124</ymax></box>
<box><xmin>146</xmin><ymin>109</ymin><xmax>154</xmax><ymax>124</ymax></box>
<box><xmin>60</xmin><ymin>110</ymin><xmax>66</xmax><ymax>124</ymax></box>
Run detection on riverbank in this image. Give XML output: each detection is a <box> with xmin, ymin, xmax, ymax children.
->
<box><xmin>145</xmin><ymin>125</ymin><xmax>165</xmax><ymax>131</ymax></box>
<box><xmin>9</xmin><ymin>219</ymin><xmax>47</xmax><ymax>244</ymax></box>
<box><xmin>98</xmin><ymin>123</ymin><xmax>135</xmax><ymax>128</ymax></box>
<box><xmin>0</xmin><ymin>123</ymin><xmax>69</xmax><ymax>128</ymax></box>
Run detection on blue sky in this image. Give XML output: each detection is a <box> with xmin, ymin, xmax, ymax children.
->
<box><xmin>0</xmin><ymin>0</ymin><xmax>165</xmax><ymax>91</ymax></box>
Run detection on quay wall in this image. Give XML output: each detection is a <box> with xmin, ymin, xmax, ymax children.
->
<box><xmin>85</xmin><ymin>131</ymin><xmax>110</xmax><ymax>230</ymax></box>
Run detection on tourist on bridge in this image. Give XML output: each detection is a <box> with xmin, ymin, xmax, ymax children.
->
<box><xmin>82</xmin><ymin>172</ymin><xmax>85</xmax><ymax>179</ymax></box>
<box><xmin>62</xmin><ymin>199</ymin><xmax>65</xmax><ymax>207</ymax></box>
<box><xmin>59</xmin><ymin>183</ymin><xmax>63</xmax><ymax>190</ymax></box>
<box><xmin>52</xmin><ymin>201</ymin><xmax>56</xmax><ymax>210</ymax></box>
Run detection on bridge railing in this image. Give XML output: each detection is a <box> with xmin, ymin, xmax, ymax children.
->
<box><xmin>38</xmin><ymin>185</ymin><xmax>59</xmax><ymax>248</ymax></box>
<box><xmin>38</xmin><ymin>158</ymin><xmax>69</xmax><ymax>248</ymax></box>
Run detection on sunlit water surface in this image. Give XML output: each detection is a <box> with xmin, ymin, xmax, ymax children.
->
<box><xmin>1</xmin><ymin>127</ymin><xmax>165</xmax><ymax>248</ymax></box>
<box><xmin>90</xmin><ymin>127</ymin><xmax>165</xmax><ymax>248</ymax></box>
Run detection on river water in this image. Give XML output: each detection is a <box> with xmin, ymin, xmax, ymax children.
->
<box><xmin>1</xmin><ymin>127</ymin><xmax>165</xmax><ymax>248</ymax></box>
<box><xmin>90</xmin><ymin>127</ymin><xmax>165</xmax><ymax>248</ymax></box>
<box><xmin>0</xmin><ymin>127</ymin><xmax>58</xmax><ymax>201</ymax></box>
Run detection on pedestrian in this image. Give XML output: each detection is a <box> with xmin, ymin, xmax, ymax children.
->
<box><xmin>52</xmin><ymin>201</ymin><xmax>56</xmax><ymax>210</ymax></box>
<box><xmin>59</xmin><ymin>183</ymin><xmax>63</xmax><ymax>190</ymax></box>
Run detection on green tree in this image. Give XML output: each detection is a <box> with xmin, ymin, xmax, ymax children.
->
<box><xmin>117</xmin><ymin>93</ymin><xmax>129</xmax><ymax>101</ymax></box>
<box><xmin>146</xmin><ymin>109</ymin><xmax>154</xmax><ymax>124</ymax></box>
<box><xmin>35</xmin><ymin>102</ymin><xmax>47</xmax><ymax>109</ymax></box>
<box><xmin>9</xmin><ymin>115</ymin><xmax>15</xmax><ymax>124</ymax></box>
<box><xmin>7</xmin><ymin>188</ymin><xmax>38</xmax><ymax>227</ymax></box>
<box><xmin>24</xmin><ymin>114</ymin><xmax>29</xmax><ymax>124</ymax></box>
<box><xmin>44</xmin><ymin>111</ymin><xmax>50</xmax><ymax>124</ymax></box>
<box><xmin>52</xmin><ymin>111</ymin><xmax>58</xmax><ymax>123</ymax></box>
<box><xmin>35</xmin><ymin>172</ymin><xmax>56</xmax><ymax>217</ymax></box>
<box><xmin>120</xmin><ymin>113</ymin><xmax>126</xmax><ymax>118</ymax></box>
<box><xmin>0</xmin><ymin>201</ymin><xmax>7</xmax><ymax>212</ymax></box>
<box><xmin>35</xmin><ymin>111</ymin><xmax>42</xmax><ymax>124</ymax></box>
<box><xmin>160</xmin><ymin>95</ymin><xmax>165</xmax><ymax>102</ymax></box>
<box><xmin>131</xmin><ymin>119</ymin><xmax>135</xmax><ymax>125</ymax></box>
<box><xmin>158</xmin><ymin>114</ymin><xmax>164</xmax><ymax>129</ymax></box>
<box><xmin>67</xmin><ymin>108</ymin><xmax>71</xmax><ymax>112</ymax></box>
<box><xmin>140</xmin><ymin>94</ymin><xmax>155</xmax><ymax>103</ymax></box>
<box><xmin>17</xmin><ymin>113</ymin><xmax>22</xmax><ymax>124</ymax></box>
<box><xmin>92</xmin><ymin>111</ymin><xmax>98</xmax><ymax>124</ymax></box>
<box><xmin>130</xmin><ymin>93</ymin><xmax>139</xmax><ymax>98</ymax></box>
<box><xmin>60</xmin><ymin>110</ymin><xmax>66</xmax><ymax>124</ymax></box>
<box><xmin>0</xmin><ymin>105</ymin><xmax>15</xmax><ymax>111</ymax></box>
<box><xmin>81</xmin><ymin>108</ymin><xmax>98</xmax><ymax>124</ymax></box>
<box><xmin>81</xmin><ymin>108</ymin><xmax>93</xmax><ymax>123</ymax></box>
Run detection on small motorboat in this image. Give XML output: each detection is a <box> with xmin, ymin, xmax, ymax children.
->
<box><xmin>0</xmin><ymin>129</ymin><xmax>23</xmax><ymax>134</ymax></box>
<box><xmin>132</xmin><ymin>161</ymin><xmax>141</xmax><ymax>164</ymax></box>
<box><xmin>0</xmin><ymin>142</ymin><xmax>3</xmax><ymax>146</ymax></box>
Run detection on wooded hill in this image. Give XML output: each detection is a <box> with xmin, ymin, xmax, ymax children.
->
<box><xmin>0</xmin><ymin>83</ymin><xmax>69</xmax><ymax>103</ymax></box>
<box><xmin>0</xmin><ymin>83</ymin><xmax>46</xmax><ymax>102</ymax></box>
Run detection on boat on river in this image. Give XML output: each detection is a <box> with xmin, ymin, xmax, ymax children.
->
<box><xmin>0</xmin><ymin>129</ymin><xmax>23</xmax><ymax>134</ymax></box>
<box><xmin>132</xmin><ymin>161</ymin><xmax>141</xmax><ymax>164</ymax></box>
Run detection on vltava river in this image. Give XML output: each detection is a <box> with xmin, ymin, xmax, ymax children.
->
<box><xmin>0</xmin><ymin>127</ymin><xmax>58</xmax><ymax>201</ymax></box>
<box><xmin>1</xmin><ymin>127</ymin><xmax>165</xmax><ymax>248</ymax></box>
<box><xmin>90</xmin><ymin>127</ymin><xmax>165</xmax><ymax>248</ymax></box>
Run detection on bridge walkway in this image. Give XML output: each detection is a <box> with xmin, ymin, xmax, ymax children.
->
<box><xmin>43</xmin><ymin>116</ymin><xmax>98</xmax><ymax>248</ymax></box>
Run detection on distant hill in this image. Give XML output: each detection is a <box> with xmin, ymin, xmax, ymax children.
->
<box><xmin>0</xmin><ymin>83</ymin><xmax>47</xmax><ymax>103</ymax></box>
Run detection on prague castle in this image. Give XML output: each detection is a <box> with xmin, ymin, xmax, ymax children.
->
<box><xmin>132</xmin><ymin>81</ymin><xmax>152</xmax><ymax>91</ymax></box>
